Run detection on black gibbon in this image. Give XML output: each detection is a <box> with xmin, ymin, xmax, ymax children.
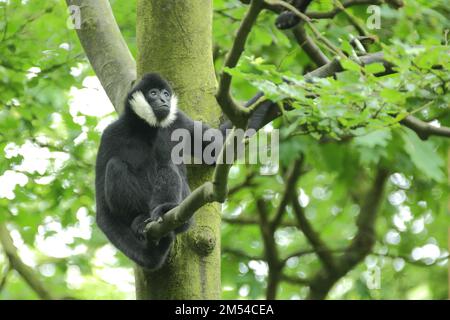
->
<box><xmin>95</xmin><ymin>73</ymin><xmax>270</xmax><ymax>270</ymax></box>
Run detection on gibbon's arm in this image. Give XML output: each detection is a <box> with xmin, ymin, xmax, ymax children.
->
<box><xmin>96</xmin><ymin>207</ymin><xmax>175</xmax><ymax>270</ymax></box>
<box><xmin>174</xmin><ymin>99</ymin><xmax>274</xmax><ymax>164</ymax></box>
<box><xmin>104</xmin><ymin>157</ymin><xmax>149</xmax><ymax>214</ymax></box>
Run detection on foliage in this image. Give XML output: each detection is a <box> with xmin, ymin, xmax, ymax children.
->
<box><xmin>0</xmin><ymin>0</ymin><xmax>448</xmax><ymax>299</ymax></box>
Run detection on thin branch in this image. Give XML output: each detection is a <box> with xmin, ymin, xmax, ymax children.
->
<box><xmin>305</xmin><ymin>51</ymin><xmax>393</xmax><ymax>80</ymax></box>
<box><xmin>400</xmin><ymin>116</ymin><xmax>450</xmax><ymax>140</ymax></box>
<box><xmin>216</xmin><ymin>0</ymin><xmax>264</xmax><ymax>128</ymax></box>
<box><xmin>373</xmin><ymin>252</ymin><xmax>449</xmax><ymax>268</ymax></box>
<box><xmin>222</xmin><ymin>247</ymin><xmax>262</xmax><ymax>261</ymax></box>
<box><xmin>0</xmin><ymin>264</ymin><xmax>11</xmax><ymax>293</ymax></box>
<box><xmin>306</xmin><ymin>168</ymin><xmax>389</xmax><ymax>300</ymax></box>
<box><xmin>66</xmin><ymin>0</ymin><xmax>136</xmax><ymax>112</ymax></box>
<box><xmin>228</xmin><ymin>172</ymin><xmax>256</xmax><ymax>195</ymax></box>
<box><xmin>223</xmin><ymin>217</ymin><xmax>298</xmax><ymax>228</ymax></box>
<box><xmin>0</xmin><ymin>223</ymin><xmax>54</xmax><ymax>300</ymax></box>
<box><xmin>308</xmin><ymin>0</ymin><xmax>383</xmax><ymax>19</ymax></box>
<box><xmin>271</xmin><ymin>158</ymin><xmax>303</xmax><ymax>230</ymax></box>
<box><xmin>281</xmin><ymin>248</ymin><xmax>319</xmax><ymax>264</ymax></box>
<box><xmin>280</xmin><ymin>274</ymin><xmax>310</xmax><ymax>285</ymax></box>
<box><xmin>333</xmin><ymin>0</ymin><xmax>369</xmax><ymax>36</ymax></box>
<box><xmin>256</xmin><ymin>198</ymin><xmax>282</xmax><ymax>299</ymax></box>
<box><xmin>292</xmin><ymin>23</ymin><xmax>330</xmax><ymax>67</ymax></box>
<box><xmin>291</xmin><ymin>195</ymin><xmax>337</xmax><ymax>273</ymax></box>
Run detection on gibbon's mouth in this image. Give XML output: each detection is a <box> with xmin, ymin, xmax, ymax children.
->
<box><xmin>154</xmin><ymin>104</ymin><xmax>169</xmax><ymax>111</ymax></box>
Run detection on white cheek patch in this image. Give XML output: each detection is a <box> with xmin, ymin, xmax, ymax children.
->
<box><xmin>129</xmin><ymin>91</ymin><xmax>158</xmax><ymax>127</ymax></box>
<box><xmin>129</xmin><ymin>91</ymin><xmax>178</xmax><ymax>128</ymax></box>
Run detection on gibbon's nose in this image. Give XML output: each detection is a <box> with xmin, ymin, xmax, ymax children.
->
<box><xmin>160</xmin><ymin>93</ymin><xmax>168</xmax><ymax>104</ymax></box>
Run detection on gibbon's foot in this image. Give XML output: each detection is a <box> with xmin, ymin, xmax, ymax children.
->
<box><xmin>150</xmin><ymin>203</ymin><xmax>179</xmax><ymax>219</ymax></box>
<box><xmin>275</xmin><ymin>12</ymin><xmax>300</xmax><ymax>30</ymax></box>
<box><xmin>150</xmin><ymin>203</ymin><xmax>192</xmax><ymax>234</ymax></box>
<box><xmin>131</xmin><ymin>215</ymin><xmax>153</xmax><ymax>241</ymax></box>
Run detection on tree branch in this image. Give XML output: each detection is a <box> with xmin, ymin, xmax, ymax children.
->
<box><xmin>216</xmin><ymin>0</ymin><xmax>264</xmax><ymax>127</ymax></box>
<box><xmin>291</xmin><ymin>194</ymin><xmax>337</xmax><ymax>273</ymax></box>
<box><xmin>223</xmin><ymin>217</ymin><xmax>298</xmax><ymax>228</ymax></box>
<box><xmin>144</xmin><ymin>181</ymin><xmax>216</xmax><ymax>239</ymax></box>
<box><xmin>271</xmin><ymin>158</ymin><xmax>303</xmax><ymax>230</ymax></box>
<box><xmin>256</xmin><ymin>198</ymin><xmax>282</xmax><ymax>299</ymax></box>
<box><xmin>228</xmin><ymin>172</ymin><xmax>256</xmax><ymax>195</ymax></box>
<box><xmin>66</xmin><ymin>0</ymin><xmax>136</xmax><ymax>112</ymax></box>
<box><xmin>280</xmin><ymin>274</ymin><xmax>310</xmax><ymax>285</ymax></box>
<box><xmin>292</xmin><ymin>23</ymin><xmax>330</xmax><ymax>67</ymax></box>
<box><xmin>308</xmin><ymin>0</ymin><xmax>383</xmax><ymax>19</ymax></box>
<box><xmin>0</xmin><ymin>263</ymin><xmax>11</xmax><ymax>293</ymax></box>
<box><xmin>373</xmin><ymin>252</ymin><xmax>449</xmax><ymax>268</ymax></box>
<box><xmin>222</xmin><ymin>247</ymin><xmax>262</xmax><ymax>261</ymax></box>
<box><xmin>400</xmin><ymin>116</ymin><xmax>450</xmax><ymax>140</ymax></box>
<box><xmin>0</xmin><ymin>223</ymin><xmax>54</xmax><ymax>300</ymax></box>
<box><xmin>307</xmin><ymin>168</ymin><xmax>389</xmax><ymax>300</ymax></box>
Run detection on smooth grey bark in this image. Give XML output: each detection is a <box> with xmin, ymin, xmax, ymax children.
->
<box><xmin>66</xmin><ymin>0</ymin><xmax>136</xmax><ymax>112</ymax></box>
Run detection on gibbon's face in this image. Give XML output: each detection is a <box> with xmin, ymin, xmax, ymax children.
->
<box><xmin>129</xmin><ymin>86</ymin><xmax>178</xmax><ymax>128</ymax></box>
<box><xmin>147</xmin><ymin>87</ymin><xmax>171</xmax><ymax>119</ymax></box>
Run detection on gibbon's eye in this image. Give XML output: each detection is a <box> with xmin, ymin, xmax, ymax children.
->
<box><xmin>149</xmin><ymin>90</ymin><xmax>158</xmax><ymax>97</ymax></box>
<box><xmin>163</xmin><ymin>90</ymin><xmax>170</xmax><ymax>97</ymax></box>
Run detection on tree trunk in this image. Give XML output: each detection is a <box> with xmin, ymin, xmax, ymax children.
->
<box><xmin>134</xmin><ymin>0</ymin><xmax>222</xmax><ymax>299</ymax></box>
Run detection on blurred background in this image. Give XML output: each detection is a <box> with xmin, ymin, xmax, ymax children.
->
<box><xmin>0</xmin><ymin>0</ymin><xmax>448</xmax><ymax>299</ymax></box>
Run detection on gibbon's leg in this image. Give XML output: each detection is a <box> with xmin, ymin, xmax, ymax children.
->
<box><xmin>104</xmin><ymin>157</ymin><xmax>148</xmax><ymax>214</ymax></box>
<box><xmin>97</xmin><ymin>209</ymin><xmax>175</xmax><ymax>270</ymax></box>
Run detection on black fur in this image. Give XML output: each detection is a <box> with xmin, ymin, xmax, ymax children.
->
<box><xmin>275</xmin><ymin>0</ymin><xmax>313</xmax><ymax>30</ymax></box>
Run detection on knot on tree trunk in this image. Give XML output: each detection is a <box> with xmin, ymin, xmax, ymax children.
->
<box><xmin>189</xmin><ymin>226</ymin><xmax>216</xmax><ymax>256</ymax></box>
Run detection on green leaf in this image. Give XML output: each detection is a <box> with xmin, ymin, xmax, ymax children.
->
<box><xmin>401</xmin><ymin>129</ymin><xmax>445</xmax><ymax>182</ymax></box>
<box><xmin>380</xmin><ymin>88</ymin><xmax>405</xmax><ymax>104</ymax></box>
<box><xmin>341</xmin><ymin>58</ymin><xmax>362</xmax><ymax>72</ymax></box>
<box><xmin>365</xmin><ymin>63</ymin><xmax>386</xmax><ymax>74</ymax></box>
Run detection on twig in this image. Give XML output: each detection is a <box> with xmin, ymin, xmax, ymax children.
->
<box><xmin>0</xmin><ymin>264</ymin><xmax>11</xmax><ymax>293</ymax></box>
<box><xmin>308</xmin><ymin>0</ymin><xmax>383</xmax><ymax>19</ymax></box>
<box><xmin>292</xmin><ymin>23</ymin><xmax>330</xmax><ymax>67</ymax></box>
<box><xmin>333</xmin><ymin>0</ymin><xmax>369</xmax><ymax>36</ymax></box>
<box><xmin>222</xmin><ymin>217</ymin><xmax>298</xmax><ymax>228</ymax></box>
<box><xmin>280</xmin><ymin>274</ymin><xmax>310</xmax><ymax>285</ymax></box>
<box><xmin>223</xmin><ymin>247</ymin><xmax>262</xmax><ymax>261</ymax></box>
<box><xmin>256</xmin><ymin>198</ymin><xmax>282</xmax><ymax>299</ymax></box>
<box><xmin>291</xmin><ymin>195</ymin><xmax>337</xmax><ymax>273</ymax></box>
<box><xmin>271</xmin><ymin>158</ymin><xmax>303</xmax><ymax>229</ymax></box>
